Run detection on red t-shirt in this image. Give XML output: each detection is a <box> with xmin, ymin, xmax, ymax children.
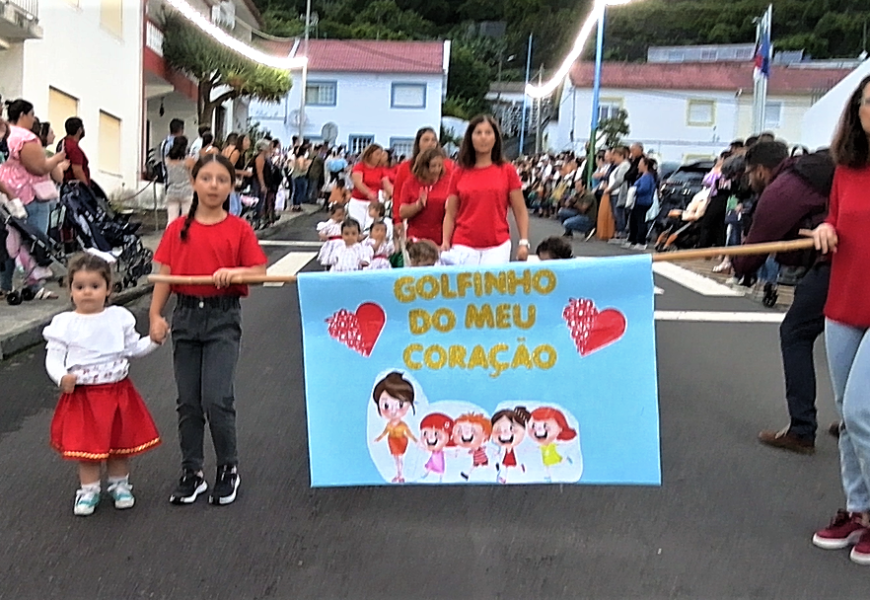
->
<box><xmin>61</xmin><ymin>137</ymin><xmax>90</xmax><ymax>184</ymax></box>
<box><xmin>153</xmin><ymin>215</ymin><xmax>267</xmax><ymax>298</ymax></box>
<box><xmin>393</xmin><ymin>158</ymin><xmax>455</xmax><ymax>223</ymax></box>
<box><xmin>399</xmin><ymin>170</ymin><xmax>452</xmax><ymax>245</ymax></box>
<box><xmin>448</xmin><ymin>163</ymin><xmax>521</xmax><ymax>249</ymax></box>
<box><xmin>351</xmin><ymin>162</ymin><xmax>386</xmax><ymax>201</ymax></box>
<box><xmin>825</xmin><ymin>166</ymin><xmax>870</xmax><ymax>328</ymax></box>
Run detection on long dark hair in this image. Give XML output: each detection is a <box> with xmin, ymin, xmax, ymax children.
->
<box><xmin>831</xmin><ymin>75</ymin><xmax>870</xmax><ymax>168</ymax></box>
<box><xmin>168</xmin><ymin>135</ymin><xmax>189</xmax><ymax>160</ymax></box>
<box><xmin>457</xmin><ymin>115</ymin><xmax>504</xmax><ymax>169</ymax></box>
<box><xmin>411</xmin><ymin>127</ymin><xmax>437</xmax><ymax>161</ymax></box>
<box><xmin>180</xmin><ymin>154</ymin><xmax>235</xmax><ymax>242</ymax></box>
<box><xmin>6</xmin><ymin>99</ymin><xmax>33</xmax><ymax>123</ymax></box>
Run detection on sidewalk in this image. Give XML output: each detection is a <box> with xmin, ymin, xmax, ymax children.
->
<box><xmin>0</xmin><ymin>206</ymin><xmax>320</xmax><ymax>360</ymax></box>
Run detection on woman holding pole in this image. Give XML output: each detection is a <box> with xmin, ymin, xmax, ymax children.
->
<box><xmin>809</xmin><ymin>75</ymin><xmax>870</xmax><ymax>565</ymax></box>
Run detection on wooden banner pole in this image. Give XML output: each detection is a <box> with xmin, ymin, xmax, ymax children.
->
<box><xmin>146</xmin><ymin>239</ymin><xmax>816</xmax><ymax>286</ymax></box>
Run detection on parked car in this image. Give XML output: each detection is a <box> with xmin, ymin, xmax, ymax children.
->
<box><xmin>658</xmin><ymin>160</ymin><xmax>714</xmax><ymax>210</ymax></box>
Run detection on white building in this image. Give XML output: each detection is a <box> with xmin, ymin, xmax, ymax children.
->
<box><xmin>0</xmin><ymin>0</ymin><xmax>144</xmax><ymax>196</ymax></box>
<box><xmin>801</xmin><ymin>59</ymin><xmax>870</xmax><ymax>150</ymax></box>
<box><xmin>249</xmin><ymin>39</ymin><xmax>450</xmax><ymax>156</ymax></box>
<box><xmin>555</xmin><ymin>61</ymin><xmax>852</xmax><ymax>162</ymax></box>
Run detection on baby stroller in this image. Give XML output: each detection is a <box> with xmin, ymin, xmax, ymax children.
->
<box><xmin>653</xmin><ymin>188</ymin><xmax>708</xmax><ymax>252</ymax></box>
<box><xmin>1</xmin><ymin>201</ymin><xmax>68</xmax><ymax>305</ymax></box>
<box><xmin>58</xmin><ymin>181</ymin><xmax>153</xmax><ymax>291</ymax></box>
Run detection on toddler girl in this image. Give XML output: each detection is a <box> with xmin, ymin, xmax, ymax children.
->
<box><xmin>43</xmin><ymin>252</ymin><xmax>161</xmax><ymax>516</ymax></box>
<box><xmin>364</xmin><ymin>221</ymin><xmax>394</xmax><ymax>270</ymax></box>
<box><xmin>330</xmin><ymin>218</ymin><xmax>372</xmax><ymax>272</ymax></box>
<box><xmin>366</xmin><ymin>202</ymin><xmax>393</xmax><ymax>240</ymax></box>
<box><xmin>316</xmin><ymin>204</ymin><xmax>346</xmax><ymax>269</ymax></box>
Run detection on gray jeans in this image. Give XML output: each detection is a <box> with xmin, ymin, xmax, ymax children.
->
<box><xmin>171</xmin><ymin>295</ymin><xmax>242</xmax><ymax>472</ymax></box>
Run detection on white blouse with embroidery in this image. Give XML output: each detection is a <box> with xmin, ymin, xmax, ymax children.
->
<box><xmin>43</xmin><ymin>306</ymin><xmax>158</xmax><ymax>387</ymax></box>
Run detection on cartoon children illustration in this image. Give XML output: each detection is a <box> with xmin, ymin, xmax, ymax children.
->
<box><xmin>491</xmin><ymin>406</ymin><xmax>531</xmax><ymax>484</ymax></box>
<box><xmin>528</xmin><ymin>407</ymin><xmax>578</xmax><ymax>481</ymax></box>
<box><xmin>452</xmin><ymin>413</ymin><xmax>492</xmax><ymax>481</ymax></box>
<box><xmin>372</xmin><ymin>372</ymin><xmax>418</xmax><ymax>483</ymax></box>
<box><xmin>418</xmin><ymin>413</ymin><xmax>454</xmax><ymax>482</ymax></box>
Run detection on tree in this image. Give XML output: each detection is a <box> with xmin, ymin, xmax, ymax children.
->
<box><xmin>161</xmin><ymin>12</ymin><xmax>292</xmax><ymax>127</ymax></box>
<box><xmin>445</xmin><ymin>44</ymin><xmax>492</xmax><ymax>116</ymax></box>
<box><xmin>598</xmin><ymin>108</ymin><xmax>630</xmax><ymax>148</ymax></box>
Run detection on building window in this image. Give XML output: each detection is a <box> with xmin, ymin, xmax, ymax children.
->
<box><xmin>305</xmin><ymin>81</ymin><xmax>337</xmax><ymax>107</ymax></box>
<box><xmin>390</xmin><ymin>138</ymin><xmax>415</xmax><ymax>159</ymax></box>
<box><xmin>598</xmin><ymin>99</ymin><xmax>623</xmax><ymax>122</ymax></box>
<box><xmin>101</xmin><ymin>0</ymin><xmax>123</xmax><ymax>38</ymax></box>
<box><xmin>349</xmin><ymin>135</ymin><xmax>374</xmax><ymax>155</ymax></box>
<box><xmin>391</xmin><ymin>83</ymin><xmax>427</xmax><ymax>109</ymax></box>
<box><xmin>48</xmin><ymin>87</ymin><xmax>78</xmax><ymax>135</ymax></box>
<box><xmin>98</xmin><ymin>111</ymin><xmax>122</xmax><ymax>175</ymax></box>
<box><xmin>687</xmin><ymin>99</ymin><xmax>715</xmax><ymax>126</ymax></box>
<box><xmin>764</xmin><ymin>101</ymin><xmax>783</xmax><ymax>129</ymax></box>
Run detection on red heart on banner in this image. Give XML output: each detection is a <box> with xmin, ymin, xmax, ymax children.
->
<box><xmin>562</xmin><ymin>298</ymin><xmax>627</xmax><ymax>357</ymax></box>
<box><xmin>326</xmin><ymin>302</ymin><xmax>386</xmax><ymax>357</ymax></box>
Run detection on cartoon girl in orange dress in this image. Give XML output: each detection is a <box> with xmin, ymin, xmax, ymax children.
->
<box><xmin>418</xmin><ymin>413</ymin><xmax>454</xmax><ymax>482</ymax></box>
<box><xmin>529</xmin><ymin>407</ymin><xmax>577</xmax><ymax>481</ymax></box>
<box><xmin>491</xmin><ymin>406</ymin><xmax>530</xmax><ymax>484</ymax></box>
<box><xmin>373</xmin><ymin>372</ymin><xmax>417</xmax><ymax>483</ymax></box>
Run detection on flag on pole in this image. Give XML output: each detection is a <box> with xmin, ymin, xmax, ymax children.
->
<box><xmin>754</xmin><ymin>6</ymin><xmax>772</xmax><ymax>81</ymax></box>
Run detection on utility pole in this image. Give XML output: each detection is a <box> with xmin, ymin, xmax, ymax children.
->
<box><xmin>535</xmin><ymin>66</ymin><xmax>544</xmax><ymax>154</ymax></box>
<box><xmin>587</xmin><ymin>2</ymin><xmax>605</xmax><ymax>186</ymax></box>
<box><xmin>298</xmin><ymin>0</ymin><xmax>312</xmax><ymax>141</ymax></box>
<box><xmin>519</xmin><ymin>33</ymin><xmax>533</xmax><ymax>157</ymax></box>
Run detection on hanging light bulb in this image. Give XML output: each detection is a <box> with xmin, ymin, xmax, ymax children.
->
<box><xmin>159</xmin><ymin>99</ymin><xmax>165</xmax><ymax>117</ymax></box>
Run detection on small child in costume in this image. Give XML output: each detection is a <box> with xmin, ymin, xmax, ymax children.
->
<box><xmin>364</xmin><ymin>221</ymin><xmax>394</xmax><ymax>270</ymax></box>
<box><xmin>406</xmin><ymin>239</ymin><xmax>440</xmax><ymax>267</ymax></box>
<box><xmin>43</xmin><ymin>252</ymin><xmax>161</xmax><ymax>516</ymax></box>
<box><xmin>330</xmin><ymin>218</ymin><xmax>372</xmax><ymax>272</ymax></box>
<box><xmin>316</xmin><ymin>204</ymin><xmax>346</xmax><ymax>269</ymax></box>
<box><xmin>366</xmin><ymin>202</ymin><xmax>394</xmax><ymax>241</ymax></box>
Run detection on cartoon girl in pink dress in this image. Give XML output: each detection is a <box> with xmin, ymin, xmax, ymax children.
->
<box><xmin>418</xmin><ymin>413</ymin><xmax>454</xmax><ymax>482</ymax></box>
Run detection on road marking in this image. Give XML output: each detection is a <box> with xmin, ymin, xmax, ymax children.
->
<box><xmin>652</xmin><ymin>262</ymin><xmax>742</xmax><ymax>297</ymax></box>
<box><xmin>260</xmin><ymin>240</ymin><xmax>323</xmax><ymax>247</ymax></box>
<box><xmin>265</xmin><ymin>251</ymin><xmax>318</xmax><ymax>287</ymax></box>
<box><xmin>655</xmin><ymin>311</ymin><xmax>784</xmax><ymax>323</ymax></box>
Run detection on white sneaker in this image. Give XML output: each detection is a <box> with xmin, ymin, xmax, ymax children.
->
<box><xmin>108</xmin><ymin>479</ymin><xmax>135</xmax><ymax>509</ymax></box>
<box><xmin>73</xmin><ymin>488</ymin><xmax>100</xmax><ymax>516</ymax></box>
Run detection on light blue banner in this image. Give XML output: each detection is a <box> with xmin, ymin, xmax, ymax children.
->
<box><xmin>297</xmin><ymin>256</ymin><xmax>660</xmax><ymax>487</ymax></box>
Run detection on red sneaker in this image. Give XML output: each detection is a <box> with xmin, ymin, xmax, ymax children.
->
<box><xmin>851</xmin><ymin>529</ymin><xmax>870</xmax><ymax>565</ymax></box>
<box><xmin>813</xmin><ymin>510</ymin><xmax>868</xmax><ymax>550</ymax></box>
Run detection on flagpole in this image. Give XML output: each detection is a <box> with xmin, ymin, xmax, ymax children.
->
<box><xmin>752</xmin><ymin>4</ymin><xmax>772</xmax><ymax>133</ymax></box>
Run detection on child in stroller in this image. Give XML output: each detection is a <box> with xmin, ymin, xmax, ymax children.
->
<box><xmin>1</xmin><ymin>199</ymin><xmax>67</xmax><ymax>304</ymax></box>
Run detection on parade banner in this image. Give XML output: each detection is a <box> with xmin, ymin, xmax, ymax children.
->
<box><xmin>297</xmin><ymin>256</ymin><xmax>661</xmax><ymax>487</ymax></box>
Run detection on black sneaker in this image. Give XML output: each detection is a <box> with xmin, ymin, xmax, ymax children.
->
<box><xmin>169</xmin><ymin>469</ymin><xmax>208</xmax><ymax>505</ymax></box>
<box><xmin>209</xmin><ymin>465</ymin><xmax>240</xmax><ymax>505</ymax></box>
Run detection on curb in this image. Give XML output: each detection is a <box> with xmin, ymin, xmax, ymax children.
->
<box><xmin>0</xmin><ymin>207</ymin><xmax>318</xmax><ymax>361</ymax></box>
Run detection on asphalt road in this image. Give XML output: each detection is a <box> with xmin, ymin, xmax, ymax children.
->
<box><xmin>0</xmin><ymin>213</ymin><xmax>859</xmax><ymax>600</ymax></box>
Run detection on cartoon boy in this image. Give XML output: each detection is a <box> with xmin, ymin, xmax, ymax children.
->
<box><xmin>452</xmin><ymin>413</ymin><xmax>492</xmax><ymax>481</ymax></box>
<box><xmin>491</xmin><ymin>406</ymin><xmax>531</xmax><ymax>484</ymax></box>
<box><xmin>418</xmin><ymin>413</ymin><xmax>454</xmax><ymax>482</ymax></box>
<box><xmin>373</xmin><ymin>372</ymin><xmax>418</xmax><ymax>483</ymax></box>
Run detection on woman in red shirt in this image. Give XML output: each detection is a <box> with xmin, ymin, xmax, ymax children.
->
<box><xmin>810</xmin><ymin>75</ymin><xmax>870</xmax><ymax>565</ymax></box>
<box><xmin>397</xmin><ymin>147</ymin><xmax>451</xmax><ymax>245</ymax></box>
<box><xmin>349</xmin><ymin>144</ymin><xmax>393</xmax><ymax>231</ymax></box>
<box><xmin>442</xmin><ymin>115</ymin><xmax>530</xmax><ymax>265</ymax></box>
<box><xmin>392</xmin><ymin>127</ymin><xmax>454</xmax><ymax>237</ymax></box>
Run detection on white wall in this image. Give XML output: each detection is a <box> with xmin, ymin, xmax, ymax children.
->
<box><xmin>802</xmin><ymin>60</ymin><xmax>870</xmax><ymax>150</ymax></box>
<box><xmin>17</xmin><ymin>0</ymin><xmax>143</xmax><ymax>196</ymax></box>
<box><xmin>250</xmin><ymin>71</ymin><xmax>443</xmax><ymax>150</ymax></box>
<box><xmin>559</xmin><ymin>86</ymin><xmax>738</xmax><ymax>162</ymax></box>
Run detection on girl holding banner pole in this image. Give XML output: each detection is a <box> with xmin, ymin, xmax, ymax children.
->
<box><xmin>442</xmin><ymin>115</ymin><xmax>530</xmax><ymax>265</ymax></box>
<box><xmin>810</xmin><ymin>75</ymin><xmax>870</xmax><ymax>565</ymax></box>
<box><xmin>149</xmin><ymin>154</ymin><xmax>267</xmax><ymax>507</ymax></box>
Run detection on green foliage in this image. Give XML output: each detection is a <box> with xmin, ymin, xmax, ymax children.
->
<box><xmin>162</xmin><ymin>12</ymin><xmax>292</xmax><ymax>126</ymax></box>
<box><xmin>598</xmin><ymin>108</ymin><xmax>630</xmax><ymax>148</ymax></box>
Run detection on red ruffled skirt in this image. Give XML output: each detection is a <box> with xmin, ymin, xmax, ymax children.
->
<box><xmin>50</xmin><ymin>378</ymin><xmax>161</xmax><ymax>461</ymax></box>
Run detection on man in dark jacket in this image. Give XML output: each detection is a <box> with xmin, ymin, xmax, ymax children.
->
<box><xmin>733</xmin><ymin>142</ymin><xmax>834</xmax><ymax>455</ymax></box>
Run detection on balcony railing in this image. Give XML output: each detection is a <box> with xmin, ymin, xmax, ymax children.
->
<box><xmin>0</xmin><ymin>0</ymin><xmax>42</xmax><ymax>40</ymax></box>
<box><xmin>7</xmin><ymin>0</ymin><xmax>38</xmax><ymax>18</ymax></box>
<box><xmin>145</xmin><ymin>20</ymin><xmax>163</xmax><ymax>56</ymax></box>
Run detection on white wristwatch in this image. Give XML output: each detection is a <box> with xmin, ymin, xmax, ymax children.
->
<box><xmin>518</xmin><ymin>239</ymin><xmax>530</xmax><ymax>248</ymax></box>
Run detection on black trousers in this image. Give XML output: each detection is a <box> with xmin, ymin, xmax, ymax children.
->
<box><xmin>780</xmin><ymin>263</ymin><xmax>830</xmax><ymax>441</ymax></box>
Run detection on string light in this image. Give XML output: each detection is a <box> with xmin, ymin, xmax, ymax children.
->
<box><xmin>525</xmin><ymin>0</ymin><xmax>641</xmax><ymax>99</ymax></box>
<box><xmin>163</xmin><ymin>0</ymin><xmax>308</xmax><ymax>70</ymax></box>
